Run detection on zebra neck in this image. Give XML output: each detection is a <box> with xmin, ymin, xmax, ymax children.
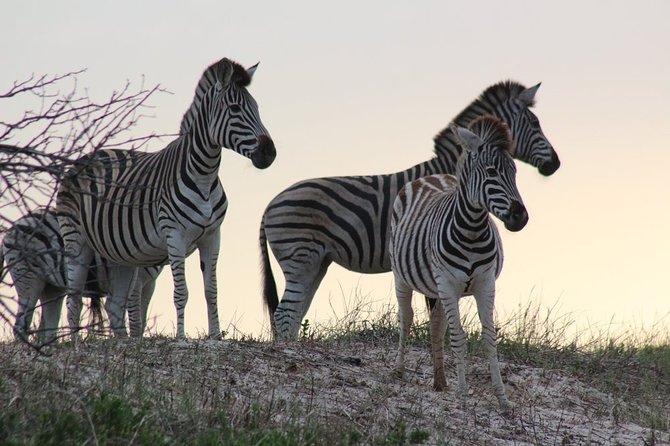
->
<box><xmin>183</xmin><ymin>129</ymin><xmax>222</xmax><ymax>179</ymax></box>
<box><xmin>447</xmin><ymin>181</ymin><xmax>490</xmax><ymax>241</ymax></box>
<box><xmin>183</xmin><ymin>93</ymin><xmax>223</xmax><ymax>177</ymax></box>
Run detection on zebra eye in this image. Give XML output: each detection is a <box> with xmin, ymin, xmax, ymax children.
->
<box><xmin>485</xmin><ymin>167</ymin><xmax>498</xmax><ymax>177</ymax></box>
<box><xmin>229</xmin><ymin>104</ymin><xmax>242</xmax><ymax>113</ymax></box>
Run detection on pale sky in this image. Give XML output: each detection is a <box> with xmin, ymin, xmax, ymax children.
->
<box><xmin>1</xmin><ymin>1</ymin><xmax>669</xmax><ymax>340</ymax></box>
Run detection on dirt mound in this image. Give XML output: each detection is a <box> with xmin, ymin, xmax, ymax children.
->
<box><xmin>1</xmin><ymin>338</ymin><xmax>666</xmax><ymax>445</ymax></box>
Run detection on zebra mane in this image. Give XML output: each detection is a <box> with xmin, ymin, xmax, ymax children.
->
<box><xmin>432</xmin><ymin>80</ymin><xmax>529</xmax><ymax>158</ymax></box>
<box><xmin>179</xmin><ymin>58</ymin><xmax>251</xmax><ymax>135</ymax></box>
<box><xmin>468</xmin><ymin>115</ymin><xmax>513</xmax><ymax>153</ymax></box>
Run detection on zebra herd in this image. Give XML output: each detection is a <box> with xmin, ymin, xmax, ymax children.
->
<box><xmin>0</xmin><ymin>56</ymin><xmax>560</xmax><ymax>409</ymax></box>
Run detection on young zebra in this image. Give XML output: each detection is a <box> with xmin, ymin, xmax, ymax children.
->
<box><xmin>260</xmin><ymin>81</ymin><xmax>558</xmax><ymax>339</ymax></box>
<box><xmin>389</xmin><ymin>115</ymin><xmax>527</xmax><ymax>410</ymax></box>
<box><xmin>57</xmin><ymin>58</ymin><xmax>275</xmax><ymax>339</ymax></box>
<box><xmin>0</xmin><ymin>208</ymin><xmax>159</xmax><ymax>342</ymax></box>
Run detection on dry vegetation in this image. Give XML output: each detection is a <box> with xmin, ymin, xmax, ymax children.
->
<box><xmin>0</xmin><ymin>303</ymin><xmax>668</xmax><ymax>445</ymax></box>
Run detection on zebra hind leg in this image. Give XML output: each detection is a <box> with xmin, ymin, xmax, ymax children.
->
<box><xmin>13</xmin><ymin>285</ymin><xmax>41</xmax><ymax>343</ymax></box>
<box><xmin>10</xmin><ymin>269</ymin><xmax>48</xmax><ymax>343</ymax></box>
<box><xmin>274</xmin><ymin>256</ymin><xmax>331</xmax><ymax>340</ymax></box>
<box><xmin>39</xmin><ymin>290</ymin><xmax>65</xmax><ymax>344</ymax></box>
<box><xmin>106</xmin><ymin>265</ymin><xmax>138</xmax><ymax>338</ymax></box>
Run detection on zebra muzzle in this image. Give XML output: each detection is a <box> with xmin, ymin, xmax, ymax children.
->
<box><xmin>251</xmin><ymin>135</ymin><xmax>276</xmax><ymax>169</ymax></box>
<box><xmin>538</xmin><ymin>150</ymin><xmax>560</xmax><ymax>176</ymax></box>
<box><xmin>503</xmin><ymin>200</ymin><xmax>529</xmax><ymax>232</ymax></box>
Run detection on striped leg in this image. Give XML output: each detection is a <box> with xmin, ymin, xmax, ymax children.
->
<box><xmin>59</xmin><ymin>208</ymin><xmax>94</xmax><ymax>341</ymax></box>
<box><xmin>128</xmin><ymin>269</ymin><xmax>158</xmax><ymax>338</ymax></box>
<box><xmin>12</xmin><ymin>275</ymin><xmax>42</xmax><ymax>342</ymax></box>
<box><xmin>428</xmin><ymin>298</ymin><xmax>448</xmax><ymax>391</ymax></box>
<box><xmin>274</xmin><ymin>255</ymin><xmax>330</xmax><ymax>340</ymax></box>
<box><xmin>474</xmin><ymin>279</ymin><xmax>513</xmax><ymax>411</ymax></box>
<box><xmin>127</xmin><ymin>281</ymin><xmax>143</xmax><ymax>338</ymax></box>
<box><xmin>393</xmin><ymin>278</ymin><xmax>413</xmax><ymax>378</ymax></box>
<box><xmin>166</xmin><ymin>235</ymin><xmax>188</xmax><ymax>339</ymax></box>
<box><xmin>106</xmin><ymin>265</ymin><xmax>138</xmax><ymax>337</ymax></box>
<box><xmin>197</xmin><ymin>230</ymin><xmax>222</xmax><ymax>340</ymax></box>
<box><xmin>437</xmin><ymin>279</ymin><xmax>467</xmax><ymax>402</ymax></box>
<box><xmin>65</xmin><ymin>251</ymin><xmax>94</xmax><ymax>341</ymax></box>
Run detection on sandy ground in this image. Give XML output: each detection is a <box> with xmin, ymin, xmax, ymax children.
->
<box><xmin>1</xmin><ymin>338</ymin><xmax>668</xmax><ymax>445</ymax></box>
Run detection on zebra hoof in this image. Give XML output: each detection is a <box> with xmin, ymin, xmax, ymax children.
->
<box><xmin>499</xmin><ymin>398</ymin><xmax>515</xmax><ymax>415</ymax></box>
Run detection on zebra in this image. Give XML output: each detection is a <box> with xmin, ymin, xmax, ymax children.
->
<box><xmin>0</xmin><ymin>208</ymin><xmax>160</xmax><ymax>342</ymax></box>
<box><xmin>260</xmin><ymin>80</ymin><xmax>559</xmax><ymax>339</ymax></box>
<box><xmin>389</xmin><ymin>115</ymin><xmax>527</xmax><ymax>410</ymax></box>
<box><xmin>57</xmin><ymin>57</ymin><xmax>275</xmax><ymax>339</ymax></box>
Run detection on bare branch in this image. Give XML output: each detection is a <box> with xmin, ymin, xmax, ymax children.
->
<box><xmin>0</xmin><ymin>69</ymin><xmax>171</xmax><ymax>349</ymax></box>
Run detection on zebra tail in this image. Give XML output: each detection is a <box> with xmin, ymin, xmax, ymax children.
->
<box><xmin>89</xmin><ymin>296</ymin><xmax>104</xmax><ymax>334</ymax></box>
<box><xmin>259</xmin><ymin>216</ymin><xmax>278</xmax><ymax>335</ymax></box>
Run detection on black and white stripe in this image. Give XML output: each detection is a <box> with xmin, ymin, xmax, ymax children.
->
<box><xmin>0</xmin><ymin>208</ymin><xmax>159</xmax><ymax>342</ymax></box>
<box><xmin>260</xmin><ymin>81</ymin><xmax>559</xmax><ymax>339</ymax></box>
<box><xmin>57</xmin><ymin>58</ymin><xmax>275</xmax><ymax>338</ymax></box>
<box><xmin>390</xmin><ymin>115</ymin><xmax>527</xmax><ymax>410</ymax></box>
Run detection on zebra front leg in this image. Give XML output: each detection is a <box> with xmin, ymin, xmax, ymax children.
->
<box><xmin>474</xmin><ymin>281</ymin><xmax>513</xmax><ymax>411</ymax></box>
<box><xmin>394</xmin><ymin>281</ymin><xmax>413</xmax><ymax>380</ymax></box>
<box><xmin>166</xmin><ymin>233</ymin><xmax>189</xmax><ymax>339</ymax></box>
<box><xmin>428</xmin><ymin>298</ymin><xmax>448</xmax><ymax>391</ymax></box>
<box><xmin>198</xmin><ymin>232</ymin><xmax>221</xmax><ymax>340</ymax></box>
<box><xmin>437</xmin><ymin>279</ymin><xmax>468</xmax><ymax>404</ymax></box>
<box><xmin>197</xmin><ymin>230</ymin><xmax>222</xmax><ymax>340</ymax></box>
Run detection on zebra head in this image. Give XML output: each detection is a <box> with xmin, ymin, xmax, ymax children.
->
<box><xmin>453</xmin><ymin>115</ymin><xmax>529</xmax><ymax>232</ymax></box>
<box><xmin>206</xmin><ymin>59</ymin><xmax>276</xmax><ymax>169</ymax></box>
<box><xmin>506</xmin><ymin>83</ymin><xmax>560</xmax><ymax>176</ymax></box>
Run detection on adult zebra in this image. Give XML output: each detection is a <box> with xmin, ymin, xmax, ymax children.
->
<box><xmin>0</xmin><ymin>208</ymin><xmax>159</xmax><ymax>342</ymax></box>
<box><xmin>260</xmin><ymin>81</ymin><xmax>559</xmax><ymax>339</ymax></box>
<box><xmin>57</xmin><ymin>58</ymin><xmax>276</xmax><ymax>339</ymax></box>
<box><xmin>390</xmin><ymin>115</ymin><xmax>526</xmax><ymax>410</ymax></box>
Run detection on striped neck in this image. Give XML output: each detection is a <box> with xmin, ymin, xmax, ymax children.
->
<box><xmin>183</xmin><ymin>89</ymin><xmax>222</xmax><ymax>178</ymax></box>
<box><xmin>449</xmin><ymin>168</ymin><xmax>490</xmax><ymax>241</ymax></box>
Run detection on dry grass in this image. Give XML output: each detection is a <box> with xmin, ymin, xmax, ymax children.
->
<box><xmin>0</xmin><ymin>301</ymin><xmax>668</xmax><ymax>445</ymax></box>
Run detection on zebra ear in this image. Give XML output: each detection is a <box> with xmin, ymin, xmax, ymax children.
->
<box><xmin>246</xmin><ymin>62</ymin><xmax>259</xmax><ymax>80</ymax></box>
<box><xmin>518</xmin><ymin>83</ymin><xmax>541</xmax><ymax>106</ymax></box>
<box><xmin>212</xmin><ymin>60</ymin><xmax>235</xmax><ymax>91</ymax></box>
<box><xmin>451</xmin><ymin>125</ymin><xmax>482</xmax><ymax>153</ymax></box>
